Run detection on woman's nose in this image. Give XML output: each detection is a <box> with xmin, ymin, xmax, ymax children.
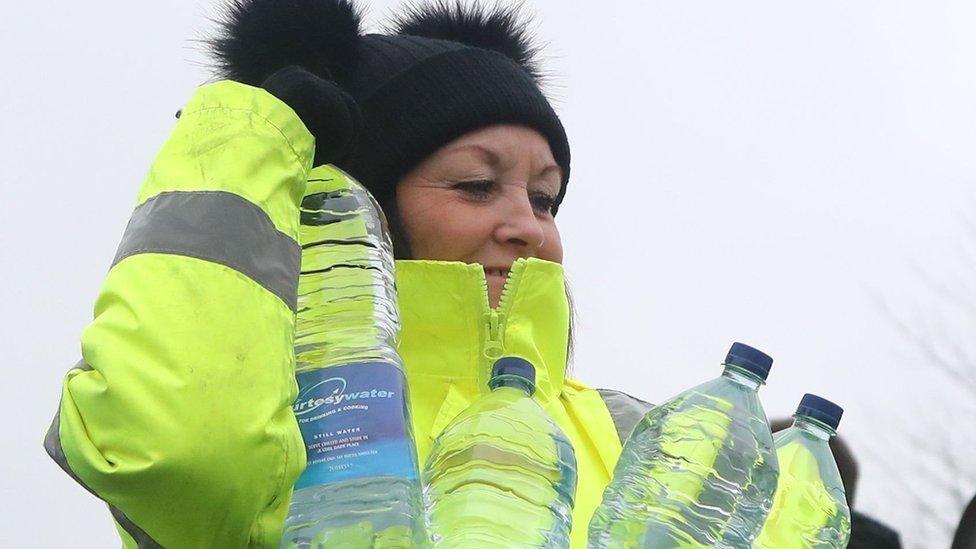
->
<box><xmin>493</xmin><ymin>191</ymin><xmax>546</xmax><ymax>251</ymax></box>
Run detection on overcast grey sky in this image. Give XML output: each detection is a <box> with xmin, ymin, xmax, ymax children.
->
<box><xmin>3</xmin><ymin>1</ymin><xmax>975</xmax><ymax>547</ymax></box>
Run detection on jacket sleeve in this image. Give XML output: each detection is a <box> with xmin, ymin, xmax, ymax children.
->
<box><xmin>44</xmin><ymin>81</ymin><xmax>312</xmax><ymax>548</ymax></box>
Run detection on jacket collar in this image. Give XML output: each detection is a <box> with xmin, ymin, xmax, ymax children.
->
<box><xmin>394</xmin><ymin>258</ymin><xmax>569</xmax><ymax>405</ymax></box>
<box><xmin>394</xmin><ymin>259</ymin><xmax>625</xmax><ymax>490</ymax></box>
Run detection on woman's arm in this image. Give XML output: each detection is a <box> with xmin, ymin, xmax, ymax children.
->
<box><xmin>44</xmin><ymin>80</ymin><xmax>314</xmax><ymax>548</ymax></box>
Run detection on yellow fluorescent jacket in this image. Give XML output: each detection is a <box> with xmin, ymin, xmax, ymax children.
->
<box><xmin>44</xmin><ymin>81</ymin><xmax>651</xmax><ymax>548</ymax></box>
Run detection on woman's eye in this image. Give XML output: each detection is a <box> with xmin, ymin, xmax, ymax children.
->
<box><xmin>530</xmin><ymin>192</ymin><xmax>557</xmax><ymax>215</ymax></box>
<box><xmin>452</xmin><ymin>180</ymin><xmax>494</xmax><ymax>199</ymax></box>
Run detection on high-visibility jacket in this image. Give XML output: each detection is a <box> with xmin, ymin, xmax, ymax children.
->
<box><xmin>44</xmin><ymin>81</ymin><xmax>653</xmax><ymax>548</ymax></box>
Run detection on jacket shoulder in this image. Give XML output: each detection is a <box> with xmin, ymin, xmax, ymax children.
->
<box><xmin>595</xmin><ymin>388</ymin><xmax>654</xmax><ymax>444</ymax></box>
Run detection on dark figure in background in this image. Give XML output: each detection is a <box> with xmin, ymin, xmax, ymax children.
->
<box><xmin>952</xmin><ymin>493</ymin><xmax>976</xmax><ymax>549</ymax></box>
<box><xmin>769</xmin><ymin>418</ymin><xmax>902</xmax><ymax>548</ymax></box>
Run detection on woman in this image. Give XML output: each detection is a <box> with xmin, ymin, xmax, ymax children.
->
<box><xmin>44</xmin><ymin>0</ymin><xmax>650</xmax><ymax>547</ymax></box>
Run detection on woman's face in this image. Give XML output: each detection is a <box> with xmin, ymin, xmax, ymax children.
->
<box><xmin>396</xmin><ymin>124</ymin><xmax>564</xmax><ymax>308</ymax></box>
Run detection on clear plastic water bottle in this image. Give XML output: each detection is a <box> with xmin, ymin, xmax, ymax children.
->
<box><xmin>589</xmin><ymin>342</ymin><xmax>779</xmax><ymax>548</ymax></box>
<box><xmin>423</xmin><ymin>357</ymin><xmax>577</xmax><ymax>548</ymax></box>
<box><xmin>754</xmin><ymin>394</ymin><xmax>850</xmax><ymax>549</ymax></box>
<box><xmin>281</xmin><ymin>167</ymin><xmax>424</xmax><ymax>548</ymax></box>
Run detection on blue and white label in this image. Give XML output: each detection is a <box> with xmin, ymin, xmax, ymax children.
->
<box><xmin>293</xmin><ymin>362</ymin><xmax>418</xmax><ymax>489</ymax></box>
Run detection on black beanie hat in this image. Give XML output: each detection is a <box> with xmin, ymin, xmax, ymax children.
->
<box><xmin>210</xmin><ymin>0</ymin><xmax>571</xmax><ymax>215</ymax></box>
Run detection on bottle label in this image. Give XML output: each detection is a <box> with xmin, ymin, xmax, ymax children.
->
<box><xmin>293</xmin><ymin>362</ymin><xmax>418</xmax><ymax>489</ymax></box>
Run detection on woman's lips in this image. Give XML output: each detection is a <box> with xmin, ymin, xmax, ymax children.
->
<box><xmin>484</xmin><ymin>267</ymin><xmax>510</xmax><ymax>279</ymax></box>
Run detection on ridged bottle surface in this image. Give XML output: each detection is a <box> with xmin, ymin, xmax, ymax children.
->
<box><xmin>589</xmin><ymin>345</ymin><xmax>778</xmax><ymax>548</ymax></box>
<box><xmin>754</xmin><ymin>398</ymin><xmax>850</xmax><ymax>548</ymax></box>
<box><xmin>424</xmin><ymin>359</ymin><xmax>577</xmax><ymax>548</ymax></box>
<box><xmin>281</xmin><ymin>168</ymin><xmax>424</xmax><ymax>548</ymax></box>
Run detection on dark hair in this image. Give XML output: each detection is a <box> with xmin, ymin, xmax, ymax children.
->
<box><xmin>564</xmin><ymin>277</ymin><xmax>576</xmax><ymax>374</ymax></box>
<box><xmin>381</xmin><ymin>196</ymin><xmax>415</xmax><ymax>261</ymax></box>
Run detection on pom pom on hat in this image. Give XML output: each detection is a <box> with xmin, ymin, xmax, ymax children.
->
<box><xmin>210</xmin><ymin>0</ymin><xmax>363</xmax><ymax>85</ymax></box>
<box><xmin>387</xmin><ymin>0</ymin><xmax>544</xmax><ymax>82</ymax></box>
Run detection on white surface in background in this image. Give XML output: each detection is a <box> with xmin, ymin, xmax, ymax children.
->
<box><xmin>2</xmin><ymin>1</ymin><xmax>974</xmax><ymax>547</ymax></box>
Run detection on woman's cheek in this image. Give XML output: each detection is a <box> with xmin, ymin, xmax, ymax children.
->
<box><xmin>410</xmin><ymin>206</ymin><xmax>484</xmax><ymax>261</ymax></box>
<box><xmin>437</xmin><ymin>206</ymin><xmax>491</xmax><ymax>257</ymax></box>
<box><xmin>541</xmin><ymin>223</ymin><xmax>564</xmax><ymax>263</ymax></box>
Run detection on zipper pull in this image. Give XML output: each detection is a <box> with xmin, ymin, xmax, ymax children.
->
<box><xmin>483</xmin><ymin>310</ymin><xmax>506</xmax><ymax>362</ymax></box>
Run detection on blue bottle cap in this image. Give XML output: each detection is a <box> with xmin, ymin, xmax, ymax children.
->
<box><xmin>491</xmin><ymin>356</ymin><xmax>537</xmax><ymax>385</ymax></box>
<box><xmin>724</xmin><ymin>342</ymin><xmax>773</xmax><ymax>381</ymax></box>
<box><xmin>795</xmin><ymin>393</ymin><xmax>843</xmax><ymax>430</ymax></box>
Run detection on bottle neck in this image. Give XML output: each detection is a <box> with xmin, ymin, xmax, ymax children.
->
<box><xmin>721</xmin><ymin>364</ymin><xmax>764</xmax><ymax>391</ymax></box>
<box><xmin>488</xmin><ymin>374</ymin><xmax>536</xmax><ymax>396</ymax></box>
<box><xmin>793</xmin><ymin>416</ymin><xmax>836</xmax><ymax>440</ymax></box>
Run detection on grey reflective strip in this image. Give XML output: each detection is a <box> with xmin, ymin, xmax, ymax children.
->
<box><xmin>109</xmin><ymin>506</ymin><xmax>164</xmax><ymax>549</ymax></box>
<box><xmin>45</xmin><ymin>361</ymin><xmax>164</xmax><ymax>548</ymax></box>
<box><xmin>113</xmin><ymin>191</ymin><xmax>301</xmax><ymax>311</ymax></box>
<box><xmin>597</xmin><ymin>388</ymin><xmax>654</xmax><ymax>444</ymax></box>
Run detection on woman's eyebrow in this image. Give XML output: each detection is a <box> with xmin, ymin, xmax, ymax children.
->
<box><xmin>535</xmin><ymin>164</ymin><xmax>562</xmax><ymax>185</ymax></box>
<box><xmin>440</xmin><ymin>143</ymin><xmax>500</xmax><ymax>166</ymax></box>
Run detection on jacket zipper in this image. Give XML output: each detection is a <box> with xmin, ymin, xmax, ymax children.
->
<box><xmin>480</xmin><ymin>259</ymin><xmax>526</xmax><ymax>392</ymax></box>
